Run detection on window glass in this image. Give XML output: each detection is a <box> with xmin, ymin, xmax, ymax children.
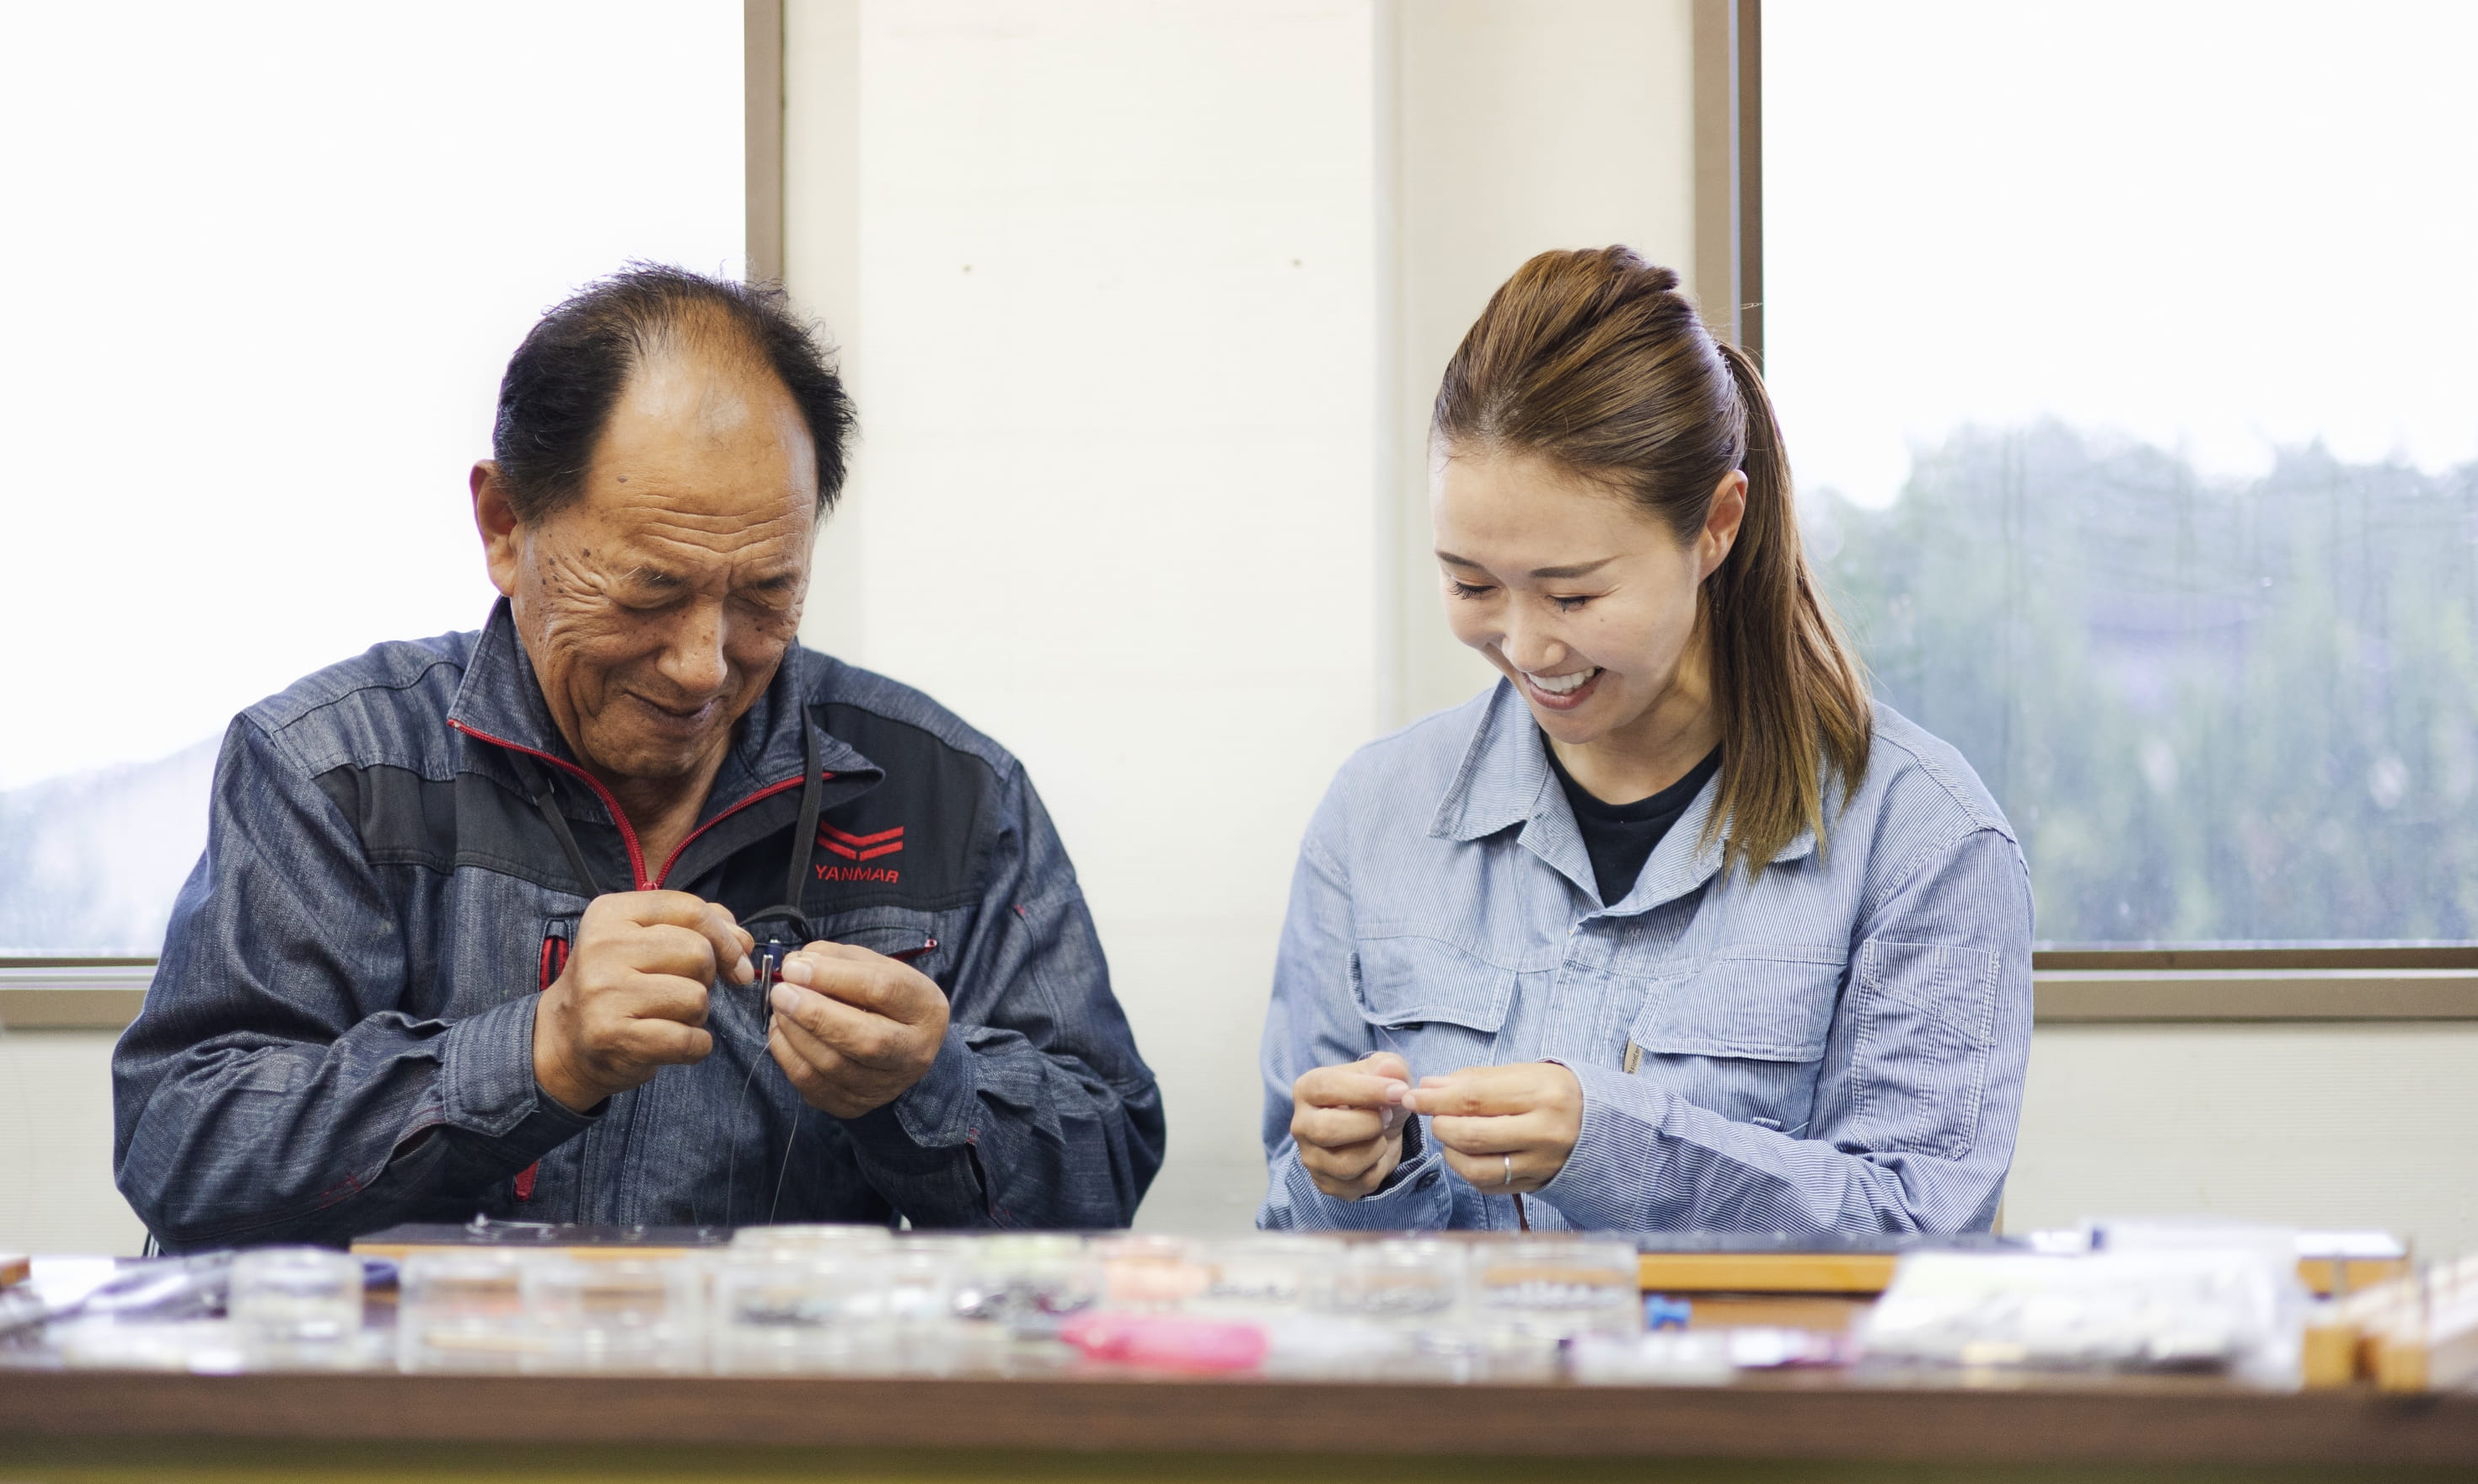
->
<box><xmin>0</xmin><ymin>2</ymin><xmax>743</xmax><ymax>953</ymax></box>
<box><xmin>1767</xmin><ymin>1</ymin><xmax>2478</xmax><ymax>942</ymax></box>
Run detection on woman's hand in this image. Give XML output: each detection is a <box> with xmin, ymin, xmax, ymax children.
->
<box><xmin>1398</xmin><ymin>1062</ymin><xmax>1583</xmax><ymax>1194</ymax></box>
<box><xmin>1289</xmin><ymin>1052</ymin><xmax>1413</xmax><ymax>1200</ymax></box>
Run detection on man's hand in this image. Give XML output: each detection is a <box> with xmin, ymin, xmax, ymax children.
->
<box><xmin>534</xmin><ymin>891</ymin><xmax>754</xmax><ymax>1112</ymax></box>
<box><xmin>1398</xmin><ymin>1062</ymin><xmax>1583</xmax><ymax>1194</ymax></box>
<box><xmin>1290</xmin><ymin>1052</ymin><xmax>1413</xmax><ymax>1200</ymax></box>
<box><xmin>766</xmin><ymin>942</ymin><xmax>950</xmax><ymax>1118</ymax></box>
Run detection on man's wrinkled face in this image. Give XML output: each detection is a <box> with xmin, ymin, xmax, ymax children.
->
<box><xmin>477</xmin><ymin>336</ymin><xmax>819</xmax><ymax>789</ymax></box>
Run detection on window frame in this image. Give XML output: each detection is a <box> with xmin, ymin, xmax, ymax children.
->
<box><xmin>1703</xmin><ymin>0</ymin><xmax>2475</xmax><ymax>1005</ymax></box>
<box><xmin>5</xmin><ymin>2</ymin><xmax>2469</xmax><ymax>1029</ymax></box>
<box><xmin>0</xmin><ymin>3</ymin><xmax>780</xmax><ymax>1022</ymax></box>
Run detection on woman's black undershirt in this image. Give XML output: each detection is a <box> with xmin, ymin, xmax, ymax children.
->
<box><xmin>1543</xmin><ymin>739</ymin><xmax>1724</xmax><ymax>907</ymax></box>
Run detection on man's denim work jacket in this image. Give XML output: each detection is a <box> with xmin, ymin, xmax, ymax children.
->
<box><xmin>115</xmin><ymin>601</ymin><xmax>1162</xmax><ymax>1250</ymax></box>
<box><xmin>1258</xmin><ymin>681</ymin><xmax>2033</xmax><ymax>1236</ymax></box>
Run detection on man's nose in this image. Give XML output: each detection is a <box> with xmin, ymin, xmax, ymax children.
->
<box><xmin>659</xmin><ymin>599</ymin><xmax>731</xmax><ymax>696</ymax></box>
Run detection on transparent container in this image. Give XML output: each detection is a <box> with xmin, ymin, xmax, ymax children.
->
<box><xmin>520</xmin><ymin>1256</ymin><xmax>705</xmax><ymax>1374</ymax></box>
<box><xmin>713</xmin><ymin>1251</ymin><xmax>870</xmax><ymax>1374</ymax></box>
<box><xmin>1471</xmin><ymin>1240</ymin><xmax>1644</xmax><ymax>1380</ymax></box>
<box><xmin>1315</xmin><ymin>1239</ymin><xmax>1468</xmax><ymax>1325</ymax></box>
<box><xmin>947</xmin><ymin>1234</ymin><xmax>1097</xmax><ymax>1375</ymax></box>
<box><xmin>953</xmin><ymin>1234</ymin><xmax>1098</xmax><ymax>1326</ymax></box>
<box><xmin>879</xmin><ymin>1247</ymin><xmax>968</xmax><ymax>1374</ymax></box>
<box><xmin>1092</xmin><ymin>1234</ymin><xmax>1211</xmax><ymax>1310</ymax></box>
<box><xmin>728</xmin><ymin>1223</ymin><xmax>895</xmax><ymax>1256</ymax></box>
<box><xmin>397</xmin><ymin>1251</ymin><xmax>538</xmax><ymax>1374</ymax></box>
<box><xmin>1305</xmin><ymin>1239</ymin><xmax>1471</xmax><ymax>1379</ymax></box>
<box><xmin>1193</xmin><ymin>1235</ymin><xmax>1332</xmax><ymax>1321</ymax></box>
<box><xmin>230</xmin><ymin>1247</ymin><xmax>365</xmax><ymax>1370</ymax></box>
<box><xmin>711</xmin><ymin>1247</ymin><xmax>961</xmax><ymax>1376</ymax></box>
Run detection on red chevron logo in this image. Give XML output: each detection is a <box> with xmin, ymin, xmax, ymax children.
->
<box><xmin>819</xmin><ymin>822</ymin><xmax>905</xmax><ymax>861</ymax></box>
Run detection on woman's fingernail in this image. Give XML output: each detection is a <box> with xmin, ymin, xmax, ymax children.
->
<box><xmin>769</xmin><ymin>984</ymin><xmax>797</xmax><ymax>1014</ymax></box>
<box><xmin>735</xmin><ymin>955</ymin><xmax>755</xmax><ymax>983</ymax></box>
<box><xmin>1382</xmin><ymin>1080</ymin><xmax>1408</xmax><ymax>1101</ymax></box>
<box><xmin>780</xmin><ymin>956</ymin><xmax>812</xmax><ymax>986</ymax></box>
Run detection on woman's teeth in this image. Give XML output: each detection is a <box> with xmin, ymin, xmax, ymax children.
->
<box><xmin>1526</xmin><ymin>667</ymin><xmax>1598</xmax><ymax>695</ymax></box>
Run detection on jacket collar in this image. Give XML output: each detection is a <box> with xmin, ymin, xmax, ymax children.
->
<box><xmin>1427</xmin><ymin>678</ymin><xmax>1816</xmax><ymax>911</ymax></box>
<box><xmin>446</xmin><ymin>597</ymin><xmax>882</xmax><ymax>822</ymax></box>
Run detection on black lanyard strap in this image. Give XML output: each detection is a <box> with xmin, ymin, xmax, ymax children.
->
<box><xmin>785</xmin><ymin>719</ymin><xmax>825</xmax><ymax>913</ymax></box>
<box><xmin>743</xmin><ymin>716</ymin><xmax>826</xmax><ymax>956</ymax></box>
<box><xmin>510</xmin><ymin>753</ymin><xmax>605</xmax><ymax>901</ymax></box>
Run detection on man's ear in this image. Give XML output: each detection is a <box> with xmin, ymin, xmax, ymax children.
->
<box><xmin>472</xmin><ymin>462</ymin><xmax>523</xmax><ymax>598</ymax></box>
<box><xmin>1698</xmin><ymin>469</ymin><xmax>1749</xmax><ymax>581</ymax></box>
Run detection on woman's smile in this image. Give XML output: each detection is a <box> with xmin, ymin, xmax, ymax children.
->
<box><xmin>1516</xmin><ymin>663</ymin><xmax>1603</xmax><ymax>710</ymax></box>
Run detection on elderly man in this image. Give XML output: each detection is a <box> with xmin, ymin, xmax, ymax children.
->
<box><xmin>114</xmin><ymin>267</ymin><xmax>1162</xmax><ymax>1247</ymax></box>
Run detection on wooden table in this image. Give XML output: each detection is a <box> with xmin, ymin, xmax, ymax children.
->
<box><xmin>3</xmin><ymin>1367</ymin><xmax>2476</xmax><ymax>1483</ymax></box>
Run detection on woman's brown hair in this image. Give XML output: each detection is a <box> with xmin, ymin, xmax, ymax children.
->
<box><xmin>1433</xmin><ymin>245</ymin><xmax>1870</xmax><ymax>875</ymax></box>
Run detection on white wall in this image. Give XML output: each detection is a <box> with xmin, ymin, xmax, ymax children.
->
<box><xmin>789</xmin><ymin>0</ymin><xmax>1393</xmax><ymax>1231</ymax></box>
<box><xmin>0</xmin><ymin>1032</ymin><xmax>147</xmax><ymax>1256</ymax></box>
<box><xmin>2009</xmin><ymin>1024</ymin><xmax>2478</xmax><ymax>1255</ymax></box>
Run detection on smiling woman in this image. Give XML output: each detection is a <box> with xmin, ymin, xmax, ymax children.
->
<box><xmin>1259</xmin><ymin>246</ymin><xmax>2035</xmax><ymax>1239</ymax></box>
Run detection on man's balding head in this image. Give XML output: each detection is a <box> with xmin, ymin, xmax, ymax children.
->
<box><xmin>491</xmin><ymin>265</ymin><xmax>856</xmax><ymax>524</ymax></box>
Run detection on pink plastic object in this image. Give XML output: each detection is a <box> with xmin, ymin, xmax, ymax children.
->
<box><xmin>1059</xmin><ymin>1313</ymin><xmax>1268</xmax><ymax>1373</ymax></box>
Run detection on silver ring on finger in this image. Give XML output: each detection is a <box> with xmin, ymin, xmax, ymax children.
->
<box><xmin>1501</xmin><ymin>1153</ymin><xmax>1514</xmax><ymax>1188</ymax></box>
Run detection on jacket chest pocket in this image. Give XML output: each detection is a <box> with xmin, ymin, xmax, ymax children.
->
<box><xmin>1349</xmin><ymin>934</ymin><xmax>1515</xmax><ymax>1081</ymax></box>
<box><xmin>817</xmin><ymin>910</ymin><xmax>949</xmax><ymax>988</ymax></box>
<box><xmin>1626</xmin><ymin>951</ymin><xmax>1843</xmax><ymax>1135</ymax></box>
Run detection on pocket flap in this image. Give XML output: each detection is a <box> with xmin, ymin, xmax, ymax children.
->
<box><xmin>1629</xmin><ymin>951</ymin><xmax>1844</xmax><ymax>1062</ymax></box>
<box><xmin>817</xmin><ymin>910</ymin><xmax>946</xmax><ymax>977</ymax></box>
<box><xmin>1349</xmin><ymin>935</ymin><xmax>1515</xmax><ymax>1033</ymax></box>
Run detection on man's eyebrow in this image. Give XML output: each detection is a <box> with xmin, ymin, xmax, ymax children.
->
<box><xmin>624</xmin><ymin>566</ymin><xmax>685</xmax><ymax>589</ymax></box>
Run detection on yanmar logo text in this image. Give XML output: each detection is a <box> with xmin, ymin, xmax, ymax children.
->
<box><xmin>817</xmin><ymin>822</ymin><xmax>903</xmax><ymax>885</ymax></box>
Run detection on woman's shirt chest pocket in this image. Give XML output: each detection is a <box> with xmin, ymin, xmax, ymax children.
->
<box><xmin>1347</xmin><ymin>933</ymin><xmax>1515</xmax><ymax>1080</ymax></box>
<box><xmin>1622</xmin><ymin>948</ymin><xmax>1844</xmax><ymax>1135</ymax></box>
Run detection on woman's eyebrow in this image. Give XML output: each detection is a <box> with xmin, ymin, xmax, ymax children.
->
<box><xmin>1528</xmin><ymin>556</ymin><xmax>1617</xmax><ymax>580</ymax></box>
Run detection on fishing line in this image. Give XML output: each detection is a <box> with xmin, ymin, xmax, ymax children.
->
<box><xmin>768</xmin><ymin>1101</ymin><xmax>803</xmax><ymax>1224</ymax></box>
<box><xmin>716</xmin><ymin>1027</ymin><xmax>771</xmax><ymax>1224</ymax></box>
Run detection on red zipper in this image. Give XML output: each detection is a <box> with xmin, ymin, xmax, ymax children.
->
<box><xmin>514</xmin><ymin>921</ymin><xmax>573</xmax><ymax>1204</ymax></box>
<box><xmin>450</xmin><ymin>720</ymin><xmax>654</xmax><ymax>890</ymax></box>
<box><xmin>451</xmin><ymin>719</ymin><xmax>831</xmax><ymax>892</ymax></box>
<box><xmin>651</xmin><ymin>773</ymin><xmax>816</xmax><ymax>886</ymax></box>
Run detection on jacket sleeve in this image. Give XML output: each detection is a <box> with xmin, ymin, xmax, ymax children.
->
<box><xmin>839</xmin><ymin>762</ymin><xmax>1164</xmax><ymax>1228</ymax></box>
<box><xmin>1536</xmin><ymin>826</ymin><xmax>2035</xmax><ymax>1235</ymax></box>
<box><xmin>1256</xmin><ymin>783</ymin><xmax>1456</xmax><ymax>1231</ymax></box>
<box><xmin>113</xmin><ymin>718</ymin><xmax>595</xmax><ymax>1251</ymax></box>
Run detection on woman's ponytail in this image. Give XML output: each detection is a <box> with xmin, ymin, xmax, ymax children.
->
<box><xmin>1706</xmin><ymin>339</ymin><xmax>1871</xmax><ymax>869</ymax></box>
